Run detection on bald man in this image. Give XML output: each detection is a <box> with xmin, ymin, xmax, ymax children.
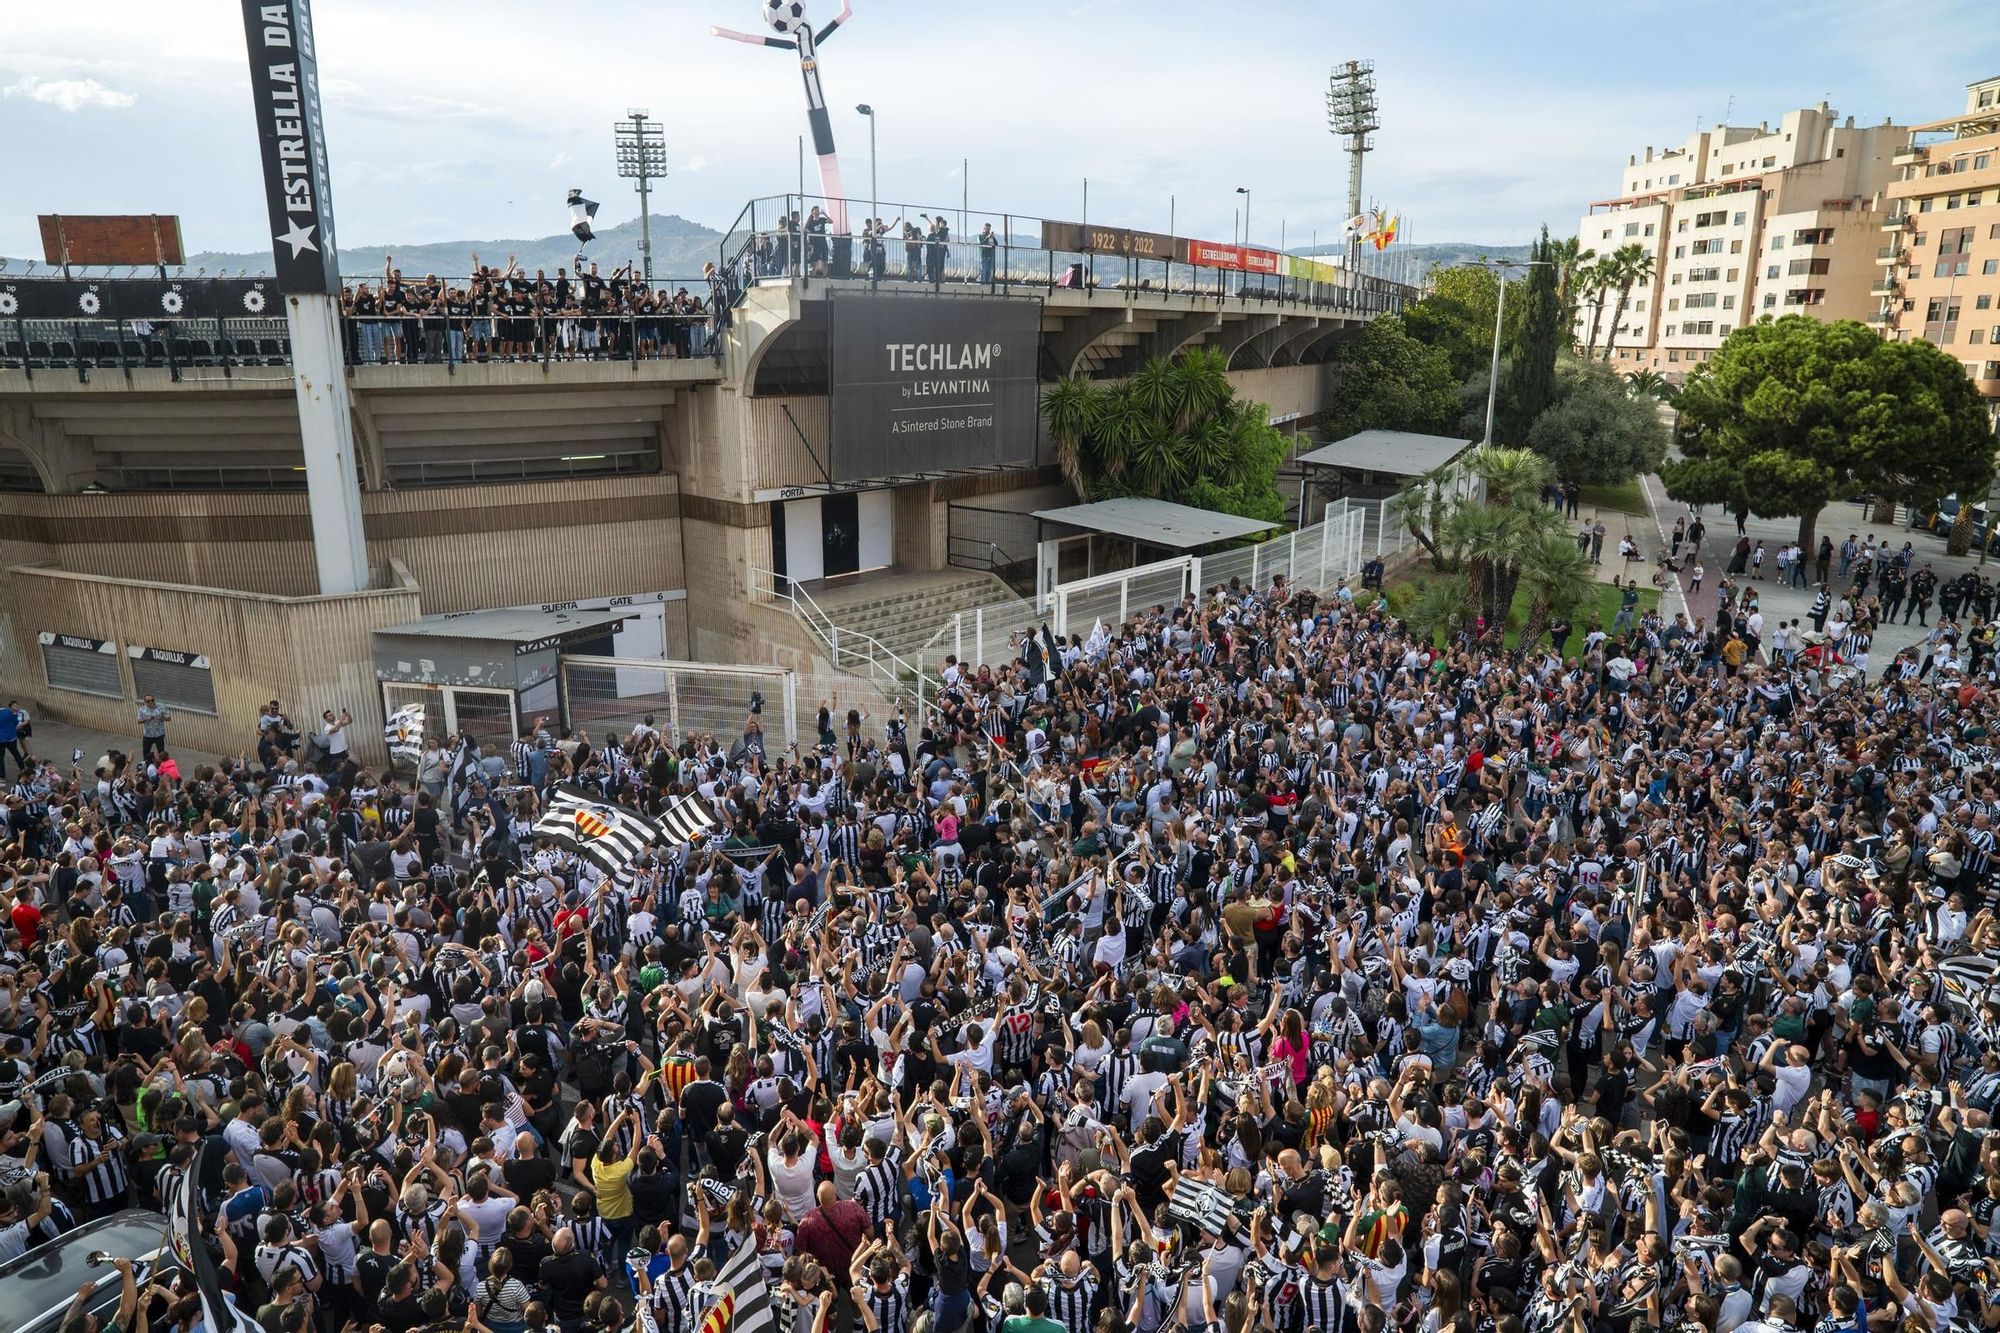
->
<box><xmin>542</xmin><ymin>1224</ymin><xmax>608</xmax><ymax>1333</ymax></box>
<box><xmin>797</xmin><ymin>1178</ymin><xmax>870</xmax><ymax>1285</ymax></box>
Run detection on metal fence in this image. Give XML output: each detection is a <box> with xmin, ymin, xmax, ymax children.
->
<box><xmin>717</xmin><ymin>193</ymin><xmax>1419</xmax><ymax>316</ymax></box>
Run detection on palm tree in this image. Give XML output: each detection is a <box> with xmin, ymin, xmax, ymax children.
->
<box><xmin>1578</xmin><ymin>259</ymin><xmax>1614</xmax><ymax>358</ymax></box>
<box><xmin>1444</xmin><ymin>499</ymin><xmax>1519</xmax><ymax>631</ymax></box>
<box><xmin>1516</xmin><ymin>530</ymin><xmax>1596</xmax><ymax>651</ymax></box>
<box><xmin>1550</xmin><ymin>235</ymin><xmax>1596</xmax><ymax>332</ymax></box>
<box><xmin>1173</xmin><ymin>346</ymin><xmax>1234</xmax><ymax>432</ymax></box>
<box><xmin>1948</xmin><ymin>497</ymin><xmax>1978</xmax><ymax>556</ymax></box>
<box><xmin>1042</xmin><ymin>376</ymin><xmax>1094</xmax><ymax>497</ymax></box>
<box><xmin>1468</xmin><ymin>444</ymin><xmax>1553</xmax><ymax>509</ymax></box>
<box><xmin>1600</xmin><ymin>243</ymin><xmax>1655</xmax><ymax>363</ymax></box>
<box><xmin>1397</xmin><ymin>460</ymin><xmax>1463</xmax><ymax>570</ymax></box>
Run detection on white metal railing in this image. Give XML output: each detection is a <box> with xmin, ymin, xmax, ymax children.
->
<box><xmin>750</xmin><ymin>567</ymin><xmax>943</xmax><ymax>724</ymax></box>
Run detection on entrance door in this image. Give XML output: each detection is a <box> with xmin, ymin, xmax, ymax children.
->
<box><xmin>821</xmin><ymin>492</ymin><xmax>861</xmax><ymax>578</ymax></box>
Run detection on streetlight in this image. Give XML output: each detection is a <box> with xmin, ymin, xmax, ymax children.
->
<box><xmin>1474</xmin><ymin>257</ymin><xmax>1553</xmax><ymax>447</ymax></box>
<box><xmin>855</xmin><ymin>104</ymin><xmax>877</xmax><ymax>230</ymax></box>
<box><xmin>1236</xmin><ymin>187</ymin><xmax>1251</xmax><ymax>245</ymax></box>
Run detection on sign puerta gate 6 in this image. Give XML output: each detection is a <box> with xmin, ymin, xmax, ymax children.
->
<box><xmin>827</xmin><ymin>293</ymin><xmax>1040</xmax><ymax>482</ymax></box>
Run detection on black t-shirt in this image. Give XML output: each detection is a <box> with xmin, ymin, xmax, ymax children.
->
<box><xmin>542</xmin><ymin>1251</ymin><xmax>603</xmax><ymax>1320</ymax></box>
<box><xmin>706</xmin><ymin>1124</ymin><xmax>750</xmax><ymax>1178</ymax></box>
<box><xmin>501</xmin><ymin>1231</ymin><xmax>553</xmax><ymax>1284</ymax></box>
<box><xmin>378</xmin><ymin>1294</ymin><xmax>425</xmax><ymax>1333</ymax></box>
<box><xmin>1128</xmin><ymin>1131</ymin><xmax>1185</xmax><ymax>1213</ymax></box>
<box><xmin>355</xmin><ymin>1251</ymin><xmax>397</xmax><ymax>1318</ymax></box>
<box><xmin>504</xmin><ymin>1155</ymin><xmax>557</xmax><ymax>1200</ymax></box>
<box><xmin>680</xmin><ymin>1080</ymin><xmax>728</xmax><ymax>1139</ymax></box>
<box><xmin>630</xmin><ymin>1169</ymin><xmax>677</xmax><ymax>1228</ymax></box>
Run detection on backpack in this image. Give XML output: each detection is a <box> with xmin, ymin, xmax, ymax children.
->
<box><xmin>574</xmin><ymin>1044</ymin><xmax>611</xmax><ymax>1089</ymax></box>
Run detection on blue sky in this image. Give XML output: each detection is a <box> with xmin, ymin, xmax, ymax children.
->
<box><xmin>2</xmin><ymin>0</ymin><xmax>1996</xmax><ymax>264</ymax></box>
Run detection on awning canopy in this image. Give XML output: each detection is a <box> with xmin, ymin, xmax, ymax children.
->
<box><xmin>376</xmin><ymin>607</ymin><xmax>634</xmax><ymax>647</ymax></box>
<box><xmin>1294</xmin><ymin>429</ymin><xmax>1472</xmax><ymax>477</ymax></box>
<box><xmin>1032</xmin><ymin>498</ymin><xmax>1279</xmax><ymax>550</ymax></box>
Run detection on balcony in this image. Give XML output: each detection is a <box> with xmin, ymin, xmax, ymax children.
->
<box><xmin>1865</xmin><ymin>309</ymin><xmax>1893</xmax><ymax>325</ymax></box>
<box><xmin>1870</xmin><ymin>278</ymin><xmax>1900</xmax><ymax>295</ymax></box>
<box><xmin>1880</xmin><ymin>212</ymin><xmax>1914</xmax><ymax>231</ymax></box>
<box><xmin>1893</xmin><ymin>146</ymin><xmax>1926</xmax><ymax>169</ymax></box>
<box><xmin>1875</xmin><ymin>246</ymin><xmax>1903</xmax><ymax>265</ymax></box>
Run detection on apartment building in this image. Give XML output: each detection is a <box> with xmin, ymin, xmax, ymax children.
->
<box><xmin>1575</xmin><ymin>104</ymin><xmax>1905</xmax><ymax>377</ymax></box>
<box><xmin>1878</xmin><ymin>76</ymin><xmax>2000</xmax><ymax>423</ymax></box>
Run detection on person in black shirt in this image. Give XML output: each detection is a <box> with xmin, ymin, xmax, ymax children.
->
<box><xmin>541</xmin><ymin>1229</ymin><xmax>607</xmax><ymax>1333</ymax></box>
<box><xmin>706</xmin><ymin>1100</ymin><xmax>750</xmax><ymax>1177</ymax></box>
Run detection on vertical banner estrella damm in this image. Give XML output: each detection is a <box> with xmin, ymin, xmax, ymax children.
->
<box><xmin>240</xmin><ymin>0</ymin><xmax>342</xmax><ymax>294</ymax></box>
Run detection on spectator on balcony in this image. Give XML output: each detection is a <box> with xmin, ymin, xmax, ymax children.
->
<box><xmin>805</xmin><ymin>205</ymin><xmax>830</xmax><ymax>275</ymax></box>
<box><xmin>925</xmin><ymin>214</ymin><xmax>950</xmax><ymax>285</ymax></box>
<box><xmin>979</xmin><ymin>222</ymin><xmax>998</xmax><ymax>287</ymax></box>
<box><xmin>902</xmin><ymin>219</ymin><xmax>924</xmax><ymax>280</ymax></box>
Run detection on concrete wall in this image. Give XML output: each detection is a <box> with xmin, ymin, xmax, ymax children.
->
<box><xmin>7</xmin><ymin>565</ymin><xmax>420</xmax><ymax>763</ymax></box>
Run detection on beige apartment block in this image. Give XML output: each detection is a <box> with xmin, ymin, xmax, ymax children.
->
<box><xmin>1576</xmin><ymin>104</ymin><xmax>1905</xmax><ymax>378</ymax></box>
<box><xmin>1878</xmin><ymin>75</ymin><xmax>2000</xmax><ymax>423</ymax></box>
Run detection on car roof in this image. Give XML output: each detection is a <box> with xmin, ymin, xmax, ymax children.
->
<box><xmin>0</xmin><ymin>1210</ymin><xmax>175</xmax><ymax>1333</ymax></box>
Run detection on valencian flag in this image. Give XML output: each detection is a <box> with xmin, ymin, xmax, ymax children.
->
<box><xmin>384</xmin><ymin>703</ymin><xmax>425</xmax><ymax>766</ymax></box>
<box><xmin>1370</xmin><ymin>214</ymin><xmax>1400</xmax><ymax>250</ymax></box>
<box><xmin>568</xmin><ymin>189</ymin><xmax>600</xmax><ymax>244</ymax></box>
<box><xmin>535</xmin><ymin>784</ymin><xmax>666</xmax><ymax>877</ymax></box>
<box><xmin>172</xmin><ymin>1144</ymin><xmax>269</xmax><ymax>1333</ymax></box>
<box><xmin>698</xmin><ymin>1238</ymin><xmax>774</xmax><ymax>1333</ymax></box>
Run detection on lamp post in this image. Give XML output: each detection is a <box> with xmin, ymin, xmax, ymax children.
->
<box><xmin>1236</xmin><ymin>187</ymin><xmax>1251</xmax><ymax>245</ymax></box>
<box><xmin>1475</xmin><ymin>257</ymin><xmax>1553</xmax><ymax>447</ymax></box>
<box><xmin>855</xmin><ymin>104</ymin><xmax>877</xmax><ymax>229</ymax></box>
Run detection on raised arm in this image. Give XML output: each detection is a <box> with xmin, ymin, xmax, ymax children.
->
<box><xmin>711</xmin><ymin>25</ymin><xmax>797</xmax><ymax>48</ymax></box>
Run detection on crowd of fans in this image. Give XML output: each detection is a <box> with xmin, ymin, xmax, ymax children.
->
<box><xmin>339</xmin><ymin>256</ymin><xmax>726</xmax><ymax>365</ymax></box>
<box><xmin>5</xmin><ymin>533</ymin><xmax>2000</xmax><ymax>1333</ymax></box>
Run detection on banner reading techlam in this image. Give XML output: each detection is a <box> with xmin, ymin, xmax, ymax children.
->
<box><xmin>827</xmin><ymin>292</ymin><xmax>1041</xmax><ymax>482</ymax></box>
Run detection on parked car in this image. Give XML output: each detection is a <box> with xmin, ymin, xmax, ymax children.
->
<box><xmin>0</xmin><ymin>1210</ymin><xmax>180</xmax><ymax>1333</ymax></box>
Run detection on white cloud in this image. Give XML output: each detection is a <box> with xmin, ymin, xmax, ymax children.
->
<box><xmin>680</xmin><ymin>156</ymin><xmax>710</xmax><ymax>173</ymax></box>
<box><xmin>3</xmin><ymin>74</ymin><xmax>134</xmax><ymax>111</ymax></box>
<box><xmin>549</xmin><ymin>151</ymin><xmax>570</xmax><ymax>170</ymax></box>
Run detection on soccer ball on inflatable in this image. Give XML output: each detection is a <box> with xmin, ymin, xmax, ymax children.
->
<box><xmin>763</xmin><ymin>0</ymin><xmax>808</xmax><ymax>33</ymax></box>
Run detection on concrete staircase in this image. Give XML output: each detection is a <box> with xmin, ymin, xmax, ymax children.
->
<box><xmin>809</xmin><ymin>568</ymin><xmax>1029</xmax><ymax>668</ymax></box>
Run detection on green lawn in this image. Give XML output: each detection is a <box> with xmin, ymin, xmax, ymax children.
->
<box><xmin>1578</xmin><ymin>478</ymin><xmax>1648</xmax><ymax>516</ymax></box>
<box><xmin>1383</xmin><ymin>572</ymin><xmax>1660</xmax><ymax>647</ymax></box>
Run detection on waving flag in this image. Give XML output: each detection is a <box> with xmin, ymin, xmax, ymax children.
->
<box><xmin>700</xmin><ymin>1236</ymin><xmax>773</xmax><ymax>1333</ymax></box>
<box><xmin>1342</xmin><ymin>213</ymin><xmax>1368</xmax><ymax>239</ymax></box>
<box><xmin>535</xmin><ymin>784</ymin><xmax>667</xmax><ymax>878</ymax></box>
<box><xmin>568</xmin><ymin>189</ymin><xmax>600</xmax><ymax>244</ymax></box>
<box><xmin>1372</xmin><ymin>214</ymin><xmax>1399</xmax><ymax>250</ymax></box>
<box><xmin>176</xmin><ymin>1144</ymin><xmax>269</xmax><ymax>1333</ymax></box>
<box><xmin>384</xmin><ymin>703</ymin><xmax>425</xmax><ymax>766</ymax></box>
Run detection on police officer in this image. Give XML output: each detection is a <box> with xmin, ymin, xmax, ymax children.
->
<box><xmin>1907</xmin><ymin>564</ymin><xmax>1937</xmax><ymax>625</ymax></box>
<box><xmin>1942</xmin><ymin>572</ymin><xmax>1969</xmax><ymax>622</ymax></box>
<box><xmin>1879</xmin><ymin>564</ymin><xmax>1907</xmax><ymax>624</ymax></box>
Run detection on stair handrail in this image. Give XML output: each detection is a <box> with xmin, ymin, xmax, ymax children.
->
<box><xmin>751</xmin><ymin>567</ymin><xmax>946</xmax><ymax>725</ymax></box>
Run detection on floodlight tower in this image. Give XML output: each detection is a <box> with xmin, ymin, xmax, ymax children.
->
<box><xmin>1325</xmin><ymin>60</ymin><xmax>1379</xmax><ymax>273</ymax></box>
<box><xmin>615</xmin><ymin>108</ymin><xmax>669</xmax><ymax>280</ymax></box>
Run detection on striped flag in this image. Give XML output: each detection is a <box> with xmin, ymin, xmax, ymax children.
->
<box><xmin>535</xmin><ymin>784</ymin><xmax>668</xmax><ymax>878</ymax></box>
<box><xmin>384</xmin><ymin>703</ymin><xmax>425</xmax><ymax>766</ymax></box>
<box><xmin>568</xmin><ymin>189</ymin><xmax>600</xmax><ymax>244</ymax></box>
<box><xmin>180</xmin><ymin>1142</ymin><xmax>270</xmax><ymax>1333</ymax></box>
<box><xmin>700</xmin><ymin>1232</ymin><xmax>773</xmax><ymax>1333</ymax></box>
<box><xmin>655</xmin><ymin>790</ymin><xmax>722</xmax><ymax>846</ymax></box>
<box><xmin>1167</xmin><ymin>1175</ymin><xmax>1237</xmax><ymax>1236</ymax></box>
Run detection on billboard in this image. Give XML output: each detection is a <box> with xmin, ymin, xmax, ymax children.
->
<box><xmin>240</xmin><ymin>0</ymin><xmax>341</xmax><ymax>293</ymax></box>
<box><xmin>38</xmin><ymin>215</ymin><xmax>185</xmax><ymax>267</ymax></box>
<box><xmin>827</xmin><ymin>292</ymin><xmax>1041</xmax><ymax>482</ymax></box>
<box><xmin>0</xmin><ymin>278</ymin><xmax>276</xmax><ymax>321</ymax></box>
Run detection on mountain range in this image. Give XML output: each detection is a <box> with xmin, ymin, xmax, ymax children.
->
<box><xmin>4</xmin><ymin>214</ymin><xmax>1533</xmax><ymax>288</ymax></box>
